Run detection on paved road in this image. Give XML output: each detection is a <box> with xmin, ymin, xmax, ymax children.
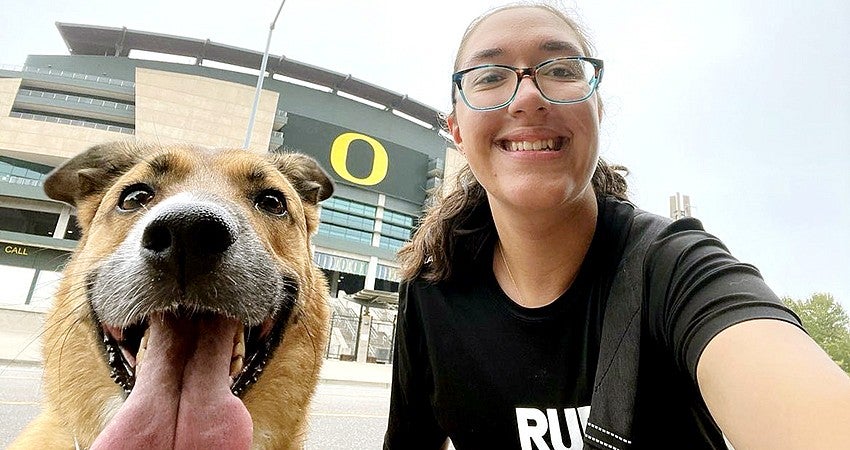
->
<box><xmin>0</xmin><ymin>364</ymin><xmax>390</xmax><ymax>449</ymax></box>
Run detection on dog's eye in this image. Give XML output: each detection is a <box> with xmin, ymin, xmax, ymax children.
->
<box><xmin>255</xmin><ymin>190</ymin><xmax>287</xmax><ymax>216</ymax></box>
<box><xmin>118</xmin><ymin>184</ymin><xmax>155</xmax><ymax>211</ymax></box>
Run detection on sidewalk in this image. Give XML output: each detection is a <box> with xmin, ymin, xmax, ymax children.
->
<box><xmin>0</xmin><ymin>307</ymin><xmax>392</xmax><ymax>387</ymax></box>
<box><xmin>1</xmin><ymin>349</ymin><xmax>392</xmax><ymax>388</ymax></box>
<box><xmin>319</xmin><ymin>358</ymin><xmax>392</xmax><ymax>388</ymax></box>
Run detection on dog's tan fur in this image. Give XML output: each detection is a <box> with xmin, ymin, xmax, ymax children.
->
<box><xmin>10</xmin><ymin>142</ymin><xmax>334</xmax><ymax>449</ymax></box>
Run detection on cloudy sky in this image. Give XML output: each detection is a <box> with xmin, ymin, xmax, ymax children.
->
<box><xmin>1</xmin><ymin>0</ymin><xmax>848</xmax><ymax>309</ymax></box>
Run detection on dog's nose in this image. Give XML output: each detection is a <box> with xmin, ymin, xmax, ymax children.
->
<box><xmin>141</xmin><ymin>202</ymin><xmax>238</xmax><ymax>269</ymax></box>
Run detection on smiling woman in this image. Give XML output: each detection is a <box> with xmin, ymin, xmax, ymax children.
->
<box><xmin>384</xmin><ymin>3</ymin><xmax>850</xmax><ymax>450</ymax></box>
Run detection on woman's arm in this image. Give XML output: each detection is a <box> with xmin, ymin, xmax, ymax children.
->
<box><xmin>643</xmin><ymin>218</ymin><xmax>850</xmax><ymax>448</ymax></box>
<box><xmin>697</xmin><ymin>318</ymin><xmax>850</xmax><ymax>449</ymax></box>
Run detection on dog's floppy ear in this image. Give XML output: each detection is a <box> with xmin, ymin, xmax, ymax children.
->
<box><xmin>269</xmin><ymin>152</ymin><xmax>334</xmax><ymax>205</ymax></box>
<box><xmin>44</xmin><ymin>141</ymin><xmax>142</xmax><ymax>207</ymax></box>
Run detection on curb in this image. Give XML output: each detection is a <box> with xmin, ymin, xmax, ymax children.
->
<box><xmin>319</xmin><ymin>378</ymin><xmax>391</xmax><ymax>389</ymax></box>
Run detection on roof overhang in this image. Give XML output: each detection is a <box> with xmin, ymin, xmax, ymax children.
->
<box><xmin>343</xmin><ymin>289</ymin><xmax>399</xmax><ymax>310</ymax></box>
<box><xmin>54</xmin><ymin>22</ymin><xmax>442</xmax><ymax>129</ymax></box>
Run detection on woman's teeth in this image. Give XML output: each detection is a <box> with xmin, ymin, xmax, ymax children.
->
<box><xmin>504</xmin><ymin>138</ymin><xmax>561</xmax><ymax>152</ymax></box>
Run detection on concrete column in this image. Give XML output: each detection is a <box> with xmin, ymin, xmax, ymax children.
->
<box><xmin>372</xmin><ymin>193</ymin><xmax>385</xmax><ymax>247</ymax></box>
<box><xmin>365</xmin><ymin>256</ymin><xmax>378</xmax><ymax>290</ymax></box>
<box><xmin>356</xmin><ymin>310</ymin><xmax>372</xmax><ymax>363</ymax></box>
<box><xmin>53</xmin><ymin>206</ymin><xmax>71</xmax><ymax>239</ymax></box>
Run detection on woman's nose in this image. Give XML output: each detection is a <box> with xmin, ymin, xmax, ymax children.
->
<box><xmin>508</xmin><ymin>76</ymin><xmax>548</xmax><ymax>114</ymax></box>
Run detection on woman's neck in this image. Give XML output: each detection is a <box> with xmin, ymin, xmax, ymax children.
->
<box><xmin>490</xmin><ymin>191</ymin><xmax>599</xmax><ymax>308</ymax></box>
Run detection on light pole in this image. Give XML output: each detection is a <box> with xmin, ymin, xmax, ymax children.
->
<box><xmin>243</xmin><ymin>0</ymin><xmax>287</xmax><ymax>149</ymax></box>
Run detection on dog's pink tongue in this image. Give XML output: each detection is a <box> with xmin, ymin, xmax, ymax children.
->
<box><xmin>91</xmin><ymin>314</ymin><xmax>253</xmax><ymax>450</ymax></box>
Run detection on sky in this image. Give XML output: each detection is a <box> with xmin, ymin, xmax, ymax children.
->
<box><xmin>1</xmin><ymin>0</ymin><xmax>848</xmax><ymax>310</ymax></box>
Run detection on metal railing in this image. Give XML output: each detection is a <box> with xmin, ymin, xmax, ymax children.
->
<box><xmin>367</xmin><ymin>320</ymin><xmax>395</xmax><ymax>364</ymax></box>
<box><xmin>0</xmin><ymin>64</ymin><xmax>135</xmax><ymax>88</ymax></box>
<box><xmin>0</xmin><ymin>173</ymin><xmax>43</xmax><ymax>187</ymax></box>
<box><xmin>326</xmin><ymin>312</ymin><xmax>360</xmax><ymax>360</ymax></box>
<box><xmin>17</xmin><ymin>88</ymin><xmax>135</xmax><ymax>112</ymax></box>
<box><xmin>9</xmin><ymin>111</ymin><xmax>135</xmax><ymax>135</ymax></box>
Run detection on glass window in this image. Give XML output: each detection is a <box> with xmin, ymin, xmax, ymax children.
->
<box><xmin>0</xmin><ymin>207</ymin><xmax>58</xmax><ymax>237</ymax></box>
<box><xmin>382</xmin><ymin>210</ymin><xmax>416</xmax><ymax>227</ymax></box>
<box><xmin>336</xmin><ymin>272</ymin><xmax>366</xmax><ymax>297</ymax></box>
<box><xmin>0</xmin><ymin>265</ymin><xmax>36</xmax><ymax>305</ymax></box>
<box><xmin>374</xmin><ymin>278</ymin><xmax>400</xmax><ymax>293</ymax></box>
<box><xmin>322</xmin><ymin>197</ymin><xmax>376</xmax><ymax>218</ymax></box>
<box><xmin>318</xmin><ymin>223</ymin><xmax>373</xmax><ymax>245</ymax></box>
<box><xmin>320</xmin><ymin>209</ymin><xmax>375</xmax><ymax>232</ymax></box>
<box><xmin>381</xmin><ymin>223</ymin><xmax>411</xmax><ymax>240</ymax></box>
<box><xmin>379</xmin><ymin>236</ymin><xmax>407</xmax><ymax>252</ymax></box>
<box><xmin>29</xmin><ymin>270</ymin><xmax>63</xmax><ymax>307</ymax></box>
<box><xmin>65</xmin><ymin>215</ymin><xmax>82</xmax><ymax>241</ymax></box>
<box><xmin>0</xmin><ymin>156</ymin><xmax>51</xmax><ymax>187</ymax></box>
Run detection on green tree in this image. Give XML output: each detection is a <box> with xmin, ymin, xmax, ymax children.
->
<box><xmin>783</xmin><ymin>293</ymin><xmax>850</xmax><ymax>373</ymax></box>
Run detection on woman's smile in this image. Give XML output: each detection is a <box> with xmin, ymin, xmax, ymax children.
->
<box><xmin>498</xmin><ymin>137</ymin><xmax>567</xmax><ymax>152</ymax></box>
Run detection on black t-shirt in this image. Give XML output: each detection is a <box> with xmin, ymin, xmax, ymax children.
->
<box><xmin>384</xmin><ymin>197</ymin><xmax>801</xmax><ymax>450</ymax></box>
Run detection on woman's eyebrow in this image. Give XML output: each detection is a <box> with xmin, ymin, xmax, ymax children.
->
<box><xmin>466</xmin><ymin>47</ymin><xmax>503</xmax><ymax>65</ymax></box>
<box><xmin>542</xmin><ymin>40</ymin><xmax>583</xmax><ymax>55</ymax></box>
<box><xmin>463</xmin><ymin>41</ymin><xmax>584</xmax><ymax>67</ymax></box>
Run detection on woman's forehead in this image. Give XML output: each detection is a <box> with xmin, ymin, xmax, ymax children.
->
<box><xmin>459</xmin><ymin>7</ymin><xmax>583</xmax><ymax>66</ymax></box>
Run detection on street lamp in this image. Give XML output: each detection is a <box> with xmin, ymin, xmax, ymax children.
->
<box><xmin>244</xmin><ymin>0</ymin><xmax>287</xmax><ymax>149</ymax></box>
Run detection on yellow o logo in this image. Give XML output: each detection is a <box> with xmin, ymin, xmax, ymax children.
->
<box><xmin>330</xmin><ymin>132</ymin><xmax>389</xmax><ymax>186</ymax></box>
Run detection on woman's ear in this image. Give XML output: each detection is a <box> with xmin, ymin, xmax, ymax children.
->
<box><xmin>447</xmin><ymin>114</ymin><xmax>464</xmax><ymax>155</ymax></box>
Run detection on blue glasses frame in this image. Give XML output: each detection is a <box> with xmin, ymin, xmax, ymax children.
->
<box><xmin>451</xmin><ymin>56</ymin><xmax>604</xmax><ymax>111</ymax></box>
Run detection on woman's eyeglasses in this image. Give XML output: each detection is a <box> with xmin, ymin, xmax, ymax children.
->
<box><xmin>452</xmin><ymin>57</ymin><xmax>604</xmax><ymax>111</ymax></box>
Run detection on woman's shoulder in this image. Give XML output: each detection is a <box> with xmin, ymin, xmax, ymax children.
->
<box><xmin>600</xmin><ymin>197</ymin><xmax>733</xmax><ymax>275</ymax></box>
<box><xmin>614</xmin><ymin>198</ymin><xmax>718</xmax><ymax>255</ymax></box>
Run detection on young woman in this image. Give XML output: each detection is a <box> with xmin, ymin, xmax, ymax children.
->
<box><xmin>383</xmin><ymin>3</ymin><xmax>850</xmax><ymax>450</ymax></box>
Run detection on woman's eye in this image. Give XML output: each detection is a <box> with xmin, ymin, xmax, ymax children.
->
<box><xmin>469</xmin><ymin>69</ymin><xmax>508</xmax><ymax>88</ymax></box>
<box><xmin>255</xmin><ymin>190</ymin><xmax>287</xmax><ymax>216</ymax></box>
<box><xmin>543</xmin><ymin>62</ymin><xmax>583</xmax><ymax>80</ymax></box>
<box><xmin>118</xmin><ymin>185</ymin><xmax>155</xmax><ymax>211</ymax></box>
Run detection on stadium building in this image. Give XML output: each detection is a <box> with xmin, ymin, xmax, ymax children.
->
<box><xmin>0</xmin><ymin>23</ymin><xmax>463</xmax><ymax>363</ymax></box>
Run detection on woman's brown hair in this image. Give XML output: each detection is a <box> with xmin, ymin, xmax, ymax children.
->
<box><xmin>398</xmin><ymin>2</ymin><xmax>629</xmax><ymax>282</ymax></box>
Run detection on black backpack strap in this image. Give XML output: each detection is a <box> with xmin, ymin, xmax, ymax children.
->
<box><xmin>585</xmin><ymin>210</ymin><xmax>671</xmax><ymax>449</ymax></box>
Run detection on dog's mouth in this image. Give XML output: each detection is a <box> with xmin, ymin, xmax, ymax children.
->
<box><xmin>98</xmin><ymin>304</ymin><xmax>288</xmax><ymax>398</ymax></box>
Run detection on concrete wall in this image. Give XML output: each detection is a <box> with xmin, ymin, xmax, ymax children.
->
<box><xmin>0</xmin><ymin>306</ymin><xmax>44</xmax><ymax>364</ymax></box>
<box><xmin>0</xmin><ymin>119</ymin><xmax>126</xmax><ymax>167</ymax></box>
<box><xmin>0</xmin><ymin>78</ymin><xmax>20</xmax><ymax>116</ymax></box>
<box><xmin>134</xmin><ymin>68</ymin><xmax>277</xmax><ymax>153</ymax></box>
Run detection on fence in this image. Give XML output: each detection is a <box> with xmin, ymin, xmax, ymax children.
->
<box><xmin>325</xmin><ymin>312</ymin><xmax>359</xmax><ymax>360</ymax></box>
<box><xmin>368</xmin><ymin>319</ymin><xmax>396</xmax><ymax>364</ymax></box>
<box><xmin>324</xmin><ymin>310</ymin><xmax>396</xmax><ymax>364</ymax></box>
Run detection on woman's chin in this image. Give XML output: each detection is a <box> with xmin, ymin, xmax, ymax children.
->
<box><xmin>492</xmin><ymin>182</ymin><xmax>593</xmax><ymax>213</ymax></box>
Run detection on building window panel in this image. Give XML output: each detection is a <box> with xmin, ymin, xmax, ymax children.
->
<box><xmin>29</xmin><ymin>270</ymin><xmax>63</xmax><ymax>307</ymax></box>
<box><xmin>374</xmin><ymin>278</ymin><xmax>400</xmax><ymax>293</ymax></box>
<box><xmin>381</xmin><ymin>223</ymin><xmax>411</xmax><ymax>240</ymax></box>
<box><xmin>318</xmin><ymin>223</ymin><xmax>373</xmax><ymax>245</ymax></box>
<box><xmin>0</xmin><ymin>207</ymin><xmax>59</xmax><ymax>237</ymax></box>
<box><xmin>323</xmin><ymin>197</ymin><xmax>376</xmax><ymax>218</ymax></box>
<box><xmin>320</xmin><ymin>209</ymin><xmax>375</xmax><ymax>232</ymax></box>
<box><xmin>65</xmin><ymin>216</ymin><xmax>82</xmax><ymax>241</ymax></box>
<box><xmin>379</xmin><ymin>236</ymin><xmax>407</xmax><ymax>252</ymax></box>
<box><xmin>0</xmin><ymin>265</ymin><xmax>36</xmax><ymax>305</ymax></box>
<box><xmin>383</xmin><ymin>210</ymin><xmax>416</xmax><ymax>227</ymax></box>
<box><xmin>314</xmin><ymin>252</ymin><xmax>369</xmax><ymax>275</ymax></box>
<box><xmin>376</xmin><ymin>264</ymin><xmax>400</xmax><ymax>282</ymax></box>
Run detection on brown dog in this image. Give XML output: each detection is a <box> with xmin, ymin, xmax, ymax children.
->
<box><xmin>10</xmin><ymin>142</ymin><xmax>334</xmax><ymax>449</ymax></box>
